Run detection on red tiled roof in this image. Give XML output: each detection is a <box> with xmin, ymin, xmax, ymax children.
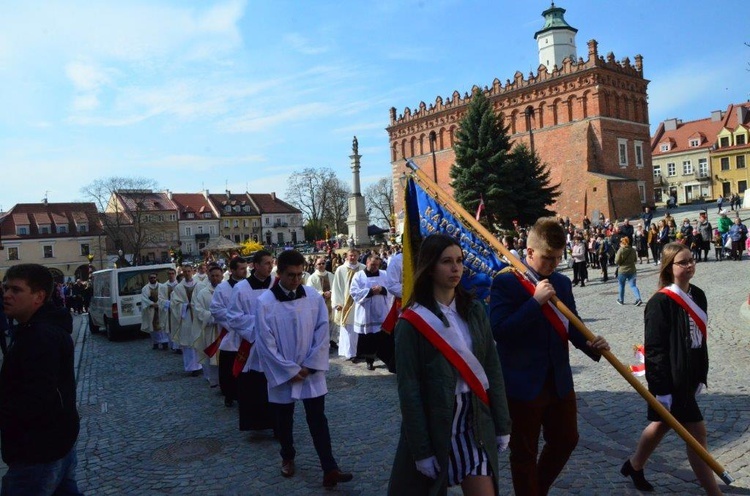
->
<box><xmin>651</xmin><ymin>117</ymin><xmax>724</xmax><ymax>156</ymax></box>
<box><xmin>115</xmin><ymin>191</ymin><xmax>177</xmax><ymax>213</ymax></box>
<box><xmin>248</xmin><ymin>193</ymin><xmax>301</xmax><ymax>214</ymax></box>
<box><xmin>171</xmin><ymin>193</ymin><xmax>217</xmax><ymax>219</ymax></box>
<box><xmin>207</xmin><ymin>193</ymin><xmax>259</xmax><ymax>216</ymax></box>
<box><xmin>0</xmin><ymin>202</ymin><xmax>104</xmax><ymax>239</ymax></box>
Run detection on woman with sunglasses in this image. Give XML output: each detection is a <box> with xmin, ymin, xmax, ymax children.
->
<box><xmin>388</xmin><ymin>234</ymin><xmax>511</xmax><ymax>495</ymax></box>
<box><xmin>621</xmin><ymin>242</ymin><xmax>722</xmax><ymax>495</ymax></box>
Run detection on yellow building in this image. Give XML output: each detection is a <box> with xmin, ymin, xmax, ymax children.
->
<box><xmin>711</xmin><ymin>103</ymin><xmax>750</xmax><ymax>199</ymax></box>
<box><xmin>0</xmin><ymin>202</ymin><xmax>106</xmax><ymax>282</ymax></box>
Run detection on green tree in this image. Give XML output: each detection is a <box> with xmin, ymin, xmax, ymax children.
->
<box><xmin>450</xmin><ymin>89</ymin><xmax>514</xmax><ymax>229</ymax></box>
<box><xmin>450</xmin><ymin>88</ymin><xmax>558</xmax><ymax>228</ymax></box>
<box><xmin>509</xmin><ymin>143</ymin><xmax>560</xmax><ymax>226</ymax></box>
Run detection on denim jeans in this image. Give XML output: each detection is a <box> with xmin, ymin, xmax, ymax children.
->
<box><xmin>618</xmin><ymin>273</ymin><xmax>641</xmax><ymax>303</ymax></box>
<box><xmin>1</xmin><ymin>447</ymin><xmax>83</xmax><ymax>496</ymax></box>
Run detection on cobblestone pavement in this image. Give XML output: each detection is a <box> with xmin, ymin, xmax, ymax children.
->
<box><xmin>3</xmin><ymin>205</ymin><xmax>749</xmax><ymax>495</ymax></box>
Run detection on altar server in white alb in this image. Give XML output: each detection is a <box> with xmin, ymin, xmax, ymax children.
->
<box><xmin>170</xmin><ymin>264</ymin><xmax>203</xmax><ymax>377</ymax></box>
<box><xmin>141</xmin><ymin>272</ymin><xmax>169</xmax><ymax>350</ymax></box>
<box><xmin>227</xmin><ymin>250</ymin><xmax>275</xmax><ymax>433</ymax></box>
<box><xmin>194</xmin><ymin>265</ymin><xmax>224</xmax><ymax>387</ymax></box>
<box><xmin>210</xmin><ymin>256</ymin><xmax>248</xmax><ymax>407</ymax></box>
<box><xmin>331</xmin><ymin>248</ymin><xmax>365</xmax><ymax>359</ymax></box>
<box><xmin>254</xmin><ymin>250</ymin><xmax>353</xmax><ymax>488</ymax></box>
<box><xmin>159</xmin><ymin>267</ymin><xmax>180</xmax><ymax>351</ymax></box>
<box><xmin>349</xmin><ymin>253</ymin><xmax>390</xmax><ymax>370</ymax></box>
<box><xmin>306</xmin><ymin>257</ymin><xmax>336</xmax><ymax>349</ymax></box>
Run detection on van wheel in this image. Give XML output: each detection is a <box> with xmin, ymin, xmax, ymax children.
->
<box><xmin>89</xmin><ymin>314</ymin><xmax>100</xmax><ymax>334</ymax></box>
<box><xmin>104</xmin><ymin>316</ymin><xmax>118</xmax><ymax>342</ymax></box>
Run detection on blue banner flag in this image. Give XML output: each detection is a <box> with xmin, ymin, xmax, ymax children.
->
<box><xmin>403</xmin><ymin>177</ymin><xmax>506</xmax><ymax>301</ymax></box>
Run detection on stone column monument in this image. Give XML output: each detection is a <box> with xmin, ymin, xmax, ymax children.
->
<box><xmin>346</xmin><ymin>136</ymin><xmax>369</xmax><ymax>246</ymax></box>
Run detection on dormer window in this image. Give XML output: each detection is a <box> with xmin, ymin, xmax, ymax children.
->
<box><xmin>660</xmin><ymin>143</ymin><xmax>670</xmax><ymax>152</ymax></box>
<box><xmin>689</xmin><ymin>139</ymin><xmax>700</xmax><ymax>147</ymax></box>
<box><xmin>233</xmin><ymin>205</ymin><xmax>241</xmax><ymax>212</ymax></box>
<box><xmin>78</xmin><ymin>224</ymin><xmax>88</xmax><ymax>233</ymax></box>
<box><xmin>720</xmin><ymin>137</ymin><xmax>730</xmax><ymax>148</ymax></box>
<box><xmin>39</xmin><ymin>225</ymin><xmax>51</xmax><ymax>234</ymax></box>
<box><xmin>737</xmin><ymin>135</ymin><xmax>746</xmax><ymax>146</ymax></box>
<box><xmin>224</xmin><ymin>205</ymin><xmax>231</xmax><ymax>213</ymax></box>
<box><xmin>203</xmin><ymin>212</ymin><xmax>212</xmax><ymax>219</ymax></box>
<box><xmin>242</xmin><ymin>205</ymin><xmax>251</xmax><ymax>213</ymax></box>
<box><xmin>186</xmin><ymin>212</ymin><xmax>195</xmax><ymax>219</ymax></box>
<box><xmin>17</xmin><ymin>226</ymin><xmax>29</xmax><ymax>235</ymax></box>
<box><xmin>58</xmin><ymin>225</ymin><xmax>68</xmax><ymax>234</ymax></box>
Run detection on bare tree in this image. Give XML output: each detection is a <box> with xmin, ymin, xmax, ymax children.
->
<box><xmin>323</xmin><ymin>177</ymin><xmax>350</xmax><ymax>235</ymax></box>
<box><xmin>286</xmin><ymin>167</ymin><xmax>338</xmax><ymax>238</ymax></box>
<box><xmin>80</xmin><ymin>177</ymin><xmax>159</xmax><ymax>263</ymax></box>
<box><xmin>364</xmin><ymin>177</ymin><xmax>394</xmax><ymax>228</ymax></box>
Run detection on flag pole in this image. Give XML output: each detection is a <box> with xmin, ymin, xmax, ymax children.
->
<box><xmin>404</xmin><ymin>159</ymin><xmax>734</xmax><ymax>485</ymax></box>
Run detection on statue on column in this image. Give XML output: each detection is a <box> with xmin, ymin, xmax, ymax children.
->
<box><xmin>352</xmin><ymin>136</ymin><xmax>358</xmax><ymax>155</ymax></box>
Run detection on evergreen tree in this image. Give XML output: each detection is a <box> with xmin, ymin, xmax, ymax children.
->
<box><xmin>449</xmin><ymin>89</ymin><xmax>514</xmax><ymax>230</ymax></box>
<box><xmin>510</xmin><ymin>143</ymin><xmax>560</xmax><ymax>226</ymax></box>
<box><xmin>450</xmin><ymin>88</ymin><xmax>559</xmax><ymax>228</ymax></box>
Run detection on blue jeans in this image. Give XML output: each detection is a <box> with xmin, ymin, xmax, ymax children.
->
<box><xmin>1</xmin><ymin>447</ymin><xmax>83</xmax><ymax>496</ymax></box>
<box><xmin>618</xmin><ymin>273</ymin><xmax>641</xmax><ymax>303</ymax></box>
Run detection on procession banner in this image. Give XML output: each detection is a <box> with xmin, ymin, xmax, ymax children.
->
<box><xmin>401</xmin><ymin>176</ymin><xmax>506</xmax><ymax>303</ymax></box>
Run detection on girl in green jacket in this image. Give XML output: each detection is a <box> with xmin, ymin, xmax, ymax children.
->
<box><xmin>388</xmin><ymin>234</ymin><xmax>511</xmax><ymax>496</ymax></box>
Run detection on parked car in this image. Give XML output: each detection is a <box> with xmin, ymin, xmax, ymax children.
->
<box><xmin>89</xmin><ymin>263</ymin><xmax>174</xmax><ymax>341</ymax></box>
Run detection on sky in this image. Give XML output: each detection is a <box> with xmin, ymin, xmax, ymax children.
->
<box><xmin>0</xmin><ymin>0</ymin><xmax>748</xmax><ymax>212</ymax></box>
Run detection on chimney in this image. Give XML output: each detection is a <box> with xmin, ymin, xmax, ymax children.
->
<box><xmin>737</xmin><ymin>106</ymin><xmax>749</xmax><ymax>125</ymax></box>
<box><xmin>270</xmin><ymin>192</ymin><xmax>276</xmax><ymax>201</ymax></box>
<box><xmin>226</xmin><ymin>190</ymin><xmax>231</xmax><ymax>199</ymax></box>
<box><xmin>711</xmin><ymin>110</ymin><xmax>724</xmax><ymax>122</ymax></box>
<box><xmin>165</xmin><ymin>189</ymin><xmax>172</xmax><ymax>200</ymax></box>
<box><xmin>203</xmin><ymin>189</ymin><xmax>209</xmax><ymax>199</ymax></box>
<box><xmin>663</xmin><ymin>118</ymin><xmax>679</xmax><ymax>131</ymax></box>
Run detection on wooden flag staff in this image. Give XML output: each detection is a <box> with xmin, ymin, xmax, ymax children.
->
<box><xmin>404</xmin><ymin>159</ymin><xmax>734</xmax><ymax>485</ymax></box>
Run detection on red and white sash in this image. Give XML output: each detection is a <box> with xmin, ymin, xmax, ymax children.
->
<box><xmin>658</xmin><ymin>284</ymin><xmax>707</xmax><ymax>340</ymax></box>
<box><xmin>512</xmin><ymin>271</ymin><xmax>569</xmax><ymax>343</ymax></box>
<box><xmin>400</xmin><ymin>304</ymin><xmax>490</xmax><ymax>405</ymax></box>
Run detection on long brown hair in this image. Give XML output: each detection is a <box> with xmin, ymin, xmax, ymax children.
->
<box><xmin>657</xmin><ymin>242</ymin><xmax>690</xmax><ymax>288</ymax></box>
<box><xmin>405</xmin><ymin>234</ymin><xmax>472</xmax><ymax>320</ymax></box>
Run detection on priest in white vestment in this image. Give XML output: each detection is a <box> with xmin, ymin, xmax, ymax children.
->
<box><xmin>170</xmin><ymin>265</ymin><xmax>203</xmax><ymax>376</ymax></box>
<box><xmin>227</xmin><ymin>250</ymin><xmax>275</xmax><ymax>432</ymax></box>
<box><xmin>349</xmin><ymin>253</ymin><xmax>390</xmax><ymax>370</ymax></box>
<box><xmin>141</xmin><ymin>272</ymin><xmax>169</xmax><ymax>349</ymax></box>
<box><xmin>331</xmin><ymin>249</ymin><xmax>365</xmax><ymax>359</ymax></box>
<box><xmin>306</xmin><ymin>257</ymin><xmax>336</xmax><ymax>349</ymax></box>
<box><xmin>210</xmin><ymin>256</ymin><xmax>248</xmax><ymax>407</ymax></box>
<box><xmin>254</xmin><ymin>249</ymin><xmax>353</xmax><ymax>487</ymax></box>
<box><xmin>158</xmin><ymin>268</ymin><xmax>180</xmax><ymax>351</ymax></box>
<box><xmin>194</xmin><ymin>266</ymin><xmax>224</xmax><ymax>387</ymax></box>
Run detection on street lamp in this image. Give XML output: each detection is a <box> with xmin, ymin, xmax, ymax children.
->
<box><xmin>429</xmin><ymin>130</ymin><xmax>438</xmax><ymax>183</ymax></box>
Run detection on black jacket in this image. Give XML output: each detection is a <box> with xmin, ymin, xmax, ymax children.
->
<box><xmin>0</xmin><ymin>303</ymin><xmax>79</xmax><ymax>464</ymax></box>
<box><xmin>644</xmin><ymin>285</ymin><xmax>709</xmax><ymax>403</ymax></box>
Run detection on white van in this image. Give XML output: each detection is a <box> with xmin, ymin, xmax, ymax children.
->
<box><xmin>89</xmin><ymin>263</ymin><xmax>175</xmax><ymax>340</ymax></box>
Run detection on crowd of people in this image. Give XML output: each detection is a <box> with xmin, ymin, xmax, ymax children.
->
<box><xmin>0</xmin><ymin>204</ymin><xmax>737</xmax><ymax>494</ymax></box>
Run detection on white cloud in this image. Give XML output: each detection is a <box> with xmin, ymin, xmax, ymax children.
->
<box><xmin>65</xmin><ymin>61</ymin><xmax>111</xmax><ymax>92</ymax></box>
<box><xmin>72</xmin><ymin>94</ymin><xmax>100</xmax><ymax>112</ymax></box>
<box><xmin>220</xmin><ymin>102</ymin><xmax>336</xmax><ymax>133</ymax></box>
<box><xmin>283</xmin><ymin>33</ymin><xmax>329</xmax><ymax>55</ymax></box>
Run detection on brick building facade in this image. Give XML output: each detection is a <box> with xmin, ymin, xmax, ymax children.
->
<box><xmin>388</xmin><ymin>4</ymin><xmax>654</xmax><ymax>225</ymax></box>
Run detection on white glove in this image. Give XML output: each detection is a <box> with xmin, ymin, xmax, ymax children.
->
<box><xmin>496</xmin><ymin>434</ymin><xmax>510</xmax><ymax>453</ymax></box>
<box><xmin>656</xmin><ymin>394</ymin><xmax>672</xmax><ymax>411</ymax></box>
<box><xmin>695</xmin><ymin>383</ymin><xmax>705</xmax><ymax>395</ymax></box>
<box><xmin>415</xmin><ymin>456</ymin><xmax>440</xmax><ymax>479</ymax></box>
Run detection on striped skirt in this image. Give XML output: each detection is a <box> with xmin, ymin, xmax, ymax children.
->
<box><xmin>447</xmin><ymin>392</ymin><xmax>491</xmax><ymax>486</ymax></box>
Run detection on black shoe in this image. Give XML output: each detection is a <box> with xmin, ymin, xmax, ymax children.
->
<box><xmin>617</xmin><ymin>300</ymin><xmax>624</xmax><ymax>305</ymax></box>
<box><xmin>174</xmin><ymin>349</ymin><xmax>183</xmax><ymax>355</ymax></box>
<box><xmin>635</xmin><ymin>300</ymin><xmax>643</xmax><ymax>306</ymax></box>
<box><xmin>189</xmin><ymin>370</ymin><xmax>202</xmax><ymax>377</ymax></box>
<box><xmin>621</xmin><ymin>459</ymin><xmax>654</xmax><ymax>491</ymax></box>
<box><xmin>366</xmin><ymin>360</ymin><xmax>375</xmax><ymax>371</ymax></box>
<box><xmin>152</xmin><ymin>344</ymin><xmax>159</xmax><ymax>350</ymax></box>
<box><xmin>329</xmin><ymin>340</ymin><xmax>338</xmax><ymax>350</ymax></box>
<box><xmin>160</xmin><ymin>343</ymin><xmax>169</xmax><ymax>350</ymax></box>
<box><xmin>580</xmin><ymin>283</ymin><xmax>585</xmax><ymax>287</ymax></box>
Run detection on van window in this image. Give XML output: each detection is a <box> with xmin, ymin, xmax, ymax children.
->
<box><xmin>96</xmin><ymin>275</ymin><xmax>111</xmax><ymax>298</ymax></box>
<box><xmin>118</xmin><ymin>268</ymin><xmax>172</xmax><ymax>296</ymax></box>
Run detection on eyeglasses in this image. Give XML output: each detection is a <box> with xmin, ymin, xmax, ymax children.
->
<box><xmin>673</xmin><ymin>258</ymin><xmax>696</xmax><ymax>267</ymax></box>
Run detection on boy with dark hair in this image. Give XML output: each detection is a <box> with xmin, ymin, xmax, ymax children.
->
<box><xmin>255</xmin><ymin>250</ymin><xmax>353</xmax><ymax>488</ymax></box>
<box><xmin>0</xmin><ymin>264</ymin><xmax>82</xmax><ymax>494</ymax></box>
